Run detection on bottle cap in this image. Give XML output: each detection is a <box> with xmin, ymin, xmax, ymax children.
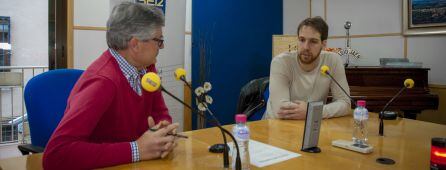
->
<box><xmin>235</xmin><ymin>114</ymin><xmax>247</xmax><ymax>123</ymax></box>
<box><xmin>357</xmin><ymin>100</ymin><xmax>366</xmax><ymax>107</ymax></box>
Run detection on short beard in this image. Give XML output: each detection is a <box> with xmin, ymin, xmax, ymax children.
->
<box><xmin>298</xmin><ymin>48</ymin><xmax>322</xmax><ymax>65</ymax></box>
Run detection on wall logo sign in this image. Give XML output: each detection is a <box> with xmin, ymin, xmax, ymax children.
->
<box><xmin>136</xmin><ymin>0</ymin><xmax>166</xmax><ymax>13</ymax></box>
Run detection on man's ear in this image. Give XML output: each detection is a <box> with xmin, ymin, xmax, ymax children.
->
<box><xmin>128</xmin><ymin>37</ymin><xmax>139</xmax><ymax>51</ymax></box>
<box><xmin>322</xmin><ymin>40</ymin><xmax>327</xmax><ymax>48</ymax></box>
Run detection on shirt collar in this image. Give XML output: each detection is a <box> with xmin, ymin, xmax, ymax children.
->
<box><xmin>109</xmin><ymin>48</ymin><xmax>146</xmax><ymax>79</ymax></box>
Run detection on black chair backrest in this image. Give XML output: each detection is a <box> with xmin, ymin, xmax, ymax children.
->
<box><xmin>236</xmin><ymin>77</ymin><xmax>269</xmax><ymax>118</ymax></box>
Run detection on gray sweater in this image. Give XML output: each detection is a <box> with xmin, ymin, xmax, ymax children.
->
<box><xmin>263</xmin><ymin>51</ymin><xmax>351</xmax><ymax>119</ymax></box>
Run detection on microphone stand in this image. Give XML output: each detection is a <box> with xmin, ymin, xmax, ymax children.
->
<box><xmin>375</xmin><ymin>86</ymin><xmax>407</xmax><ymax>166</ymax></box>
<box><xmin>203</xmin><ymin>107</ymin><xmax>240</xmax><ymax>169</ymax></box>
<box><xmin>178</xmin><ymin>78</ymin><xmax>241</xmax><ymax>169</ymax></box>
<box><xmin>379</xmin><ymin>86</ymin><xmax>407</xmax><ymax>136</ymax></box>
<box><xmin>160</xmin><ymin>85</ymin><xmax>241</xmax><ymax>170</ymax></box>
<box><xmin>344</xmin><ymin>21</ymin><xmax>351</xmax><ymax>67</ymax></box>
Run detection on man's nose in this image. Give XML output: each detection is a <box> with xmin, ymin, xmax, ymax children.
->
<box><xmin>301</xmin><ymin>41</ymin><xmax>310</xmax><ymax>50</ymax></box>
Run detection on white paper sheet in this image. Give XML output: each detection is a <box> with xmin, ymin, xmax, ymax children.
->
<box><xmin>228</xmin><ymin>139</ymin><xmax>301</xmax><ymax>167</ymax></box>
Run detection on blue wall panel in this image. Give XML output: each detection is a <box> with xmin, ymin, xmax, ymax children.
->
<box><xmin>192</xmin><ymin>1</ymin><xmax>282</xmax><ymax>128</ymax></box>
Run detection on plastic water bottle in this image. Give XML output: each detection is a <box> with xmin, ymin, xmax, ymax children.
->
<box><xmin>353</xmin><ymin>100</ymin><xmax>369</xmax><ymax>147</ymax></box>
<box><xmin>232</xmin><ymin>114</ymin><xmax>250</xmax><ymax>170</ymax></box>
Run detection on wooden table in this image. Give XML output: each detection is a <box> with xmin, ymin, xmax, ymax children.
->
<box><xmin>1</xmin><ymin>113</ymin><xmax>445</xmax><ymax>170</ymax></box>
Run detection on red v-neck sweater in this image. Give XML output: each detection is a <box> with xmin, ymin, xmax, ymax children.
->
<box><xmin>43</xmin><ymin>50</ymin><xmax>172</xmax><ymax>169</ymax></box>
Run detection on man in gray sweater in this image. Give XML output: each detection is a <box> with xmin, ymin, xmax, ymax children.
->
<box><xmin>264</xmin><ymin>16</ymin><xmax>351</xmax><ymax>120</ymax></box>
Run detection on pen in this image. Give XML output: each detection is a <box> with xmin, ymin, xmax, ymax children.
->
<box><xmin>149</xmin><ymin>128</ymin><xmax>188</xmax><ymax>139</ymax></box>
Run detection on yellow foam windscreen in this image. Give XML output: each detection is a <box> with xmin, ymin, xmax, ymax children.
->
<box><xmin>404</xmin><ymin>78</ymin><xmax>415</xmax><ymax>89</ymax></box>
<box><xmin>141</xmin><ymin>72</ymin><xmax>161</xmax><ymax>92</ymax></box>
<box><xmin>174</xmin><ymin>68</ymin><xmax>186</xmax><ymax>81</ymax></box>
<box><xmin>320</xmin><ymin>65</ymin><xmax>330</xmax><ymax>75</ymax></box>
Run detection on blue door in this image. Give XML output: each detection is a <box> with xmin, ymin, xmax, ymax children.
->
<box><xmin>192</xmin><ymin>1</ymin><xmax>283</xmax><ymax>128</ymax></box>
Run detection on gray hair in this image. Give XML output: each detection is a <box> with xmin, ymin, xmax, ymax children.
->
<box><xmin>106</xmin><ymin>2</ymin><xmax>165</xmax><ymax>50</ymax></box>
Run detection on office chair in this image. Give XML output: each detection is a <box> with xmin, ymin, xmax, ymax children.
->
<box><xmin>18</xmin><ymin>69</ymin><xmax>83</xmax><ymax>155</ymax></box>
<box><xmin>236</xmin><ymin>77</ymin><xmax>269</xmax><ymax>121</ymax></box>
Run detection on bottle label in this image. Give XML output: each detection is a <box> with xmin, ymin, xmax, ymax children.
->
<box><xmin>354</xmin><ymin>108</ymin><xmax>368</xmax><ymax>120</ymax></box>
<box><xmin>236</xmin><ymin>129</ymin><xmax>250</xmax><ymax>141</ymax></box>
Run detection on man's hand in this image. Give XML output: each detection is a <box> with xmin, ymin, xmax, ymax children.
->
<box><xmin>148</xmin><ymin>116</ymin><xmax>171</xmax><ymax>129</ymax></box>
<box><xmin>137</xmin><ymin>117</ymin><xmax>179</xmax><ymax>160</ymax></box>
<box><xmin>277</xmin><ymin>100</ymin><xmax>308</xmax><ymax>120</ymax></box>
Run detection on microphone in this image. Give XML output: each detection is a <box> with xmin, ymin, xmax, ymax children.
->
<box><xmin>141</xmin><ymin>72</ymin><xmax>161</xmax><ymax>92</ymax></box>
<box><xmin>320</xmin><ymin>65</ymin><xmax>356</xmax><ymax>107</ymax></box>
<box><xmin>141</xmin><ymin>72</ymin><xmax>219</xmax><ymax>125</ymax></box>
<box><xmin>174</xmin><ymin>68</ymin><xmax>192</xmax><ymax>89</ymax></box>
<box><xmin>379</xmin><ymin>78</ymin><xmax>414</xmax><ymax>136</ymax></box>
<box><xmin>174</xmin><ymin>68</ymin><xmax>186</xmax><ymax>81</ymax></box>
<box><xmin>141</xmin><ymin>72</ymin><xmax>194</xmax><ymax>111</ymax></box>
<box><xmin>344</xmin><ymin>21</ymin><xmax>351</xmax><ymax>30</ymax></box>
<box><xmin>141</xmin><ymin>72</ymin><xmax>241</xmax><ymax>170</ymax></box>
<box><xmin>343</xmin><ymin>21</ymin><xmax>352</xmax><ymax>66</ymax></box>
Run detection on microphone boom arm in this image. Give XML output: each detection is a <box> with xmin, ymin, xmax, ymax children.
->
<box><xmin>325</xmin><ymin>72</ymin><xmax>356</xmax><ymax>107</ymax></box>
<box><xmin>379</xmin><ymin>87</ymin><xmax>407</xmax><ymax>115</ymax></box>
<box><xmin>180</xmin><ymin>77</ymin><xmax>193</xmax><ymax>90</ymax></box>
<box><xmin>161</xmin><ymin>87</ymin><xmax>219</xmax><ymax>125</ymax></box>
<box><xmin>379</xmin><ymin>86</ymin><xmax>407</xmax><ymax>136</ymax></box>
<box><xmin>244</xmin><ymin>100</ymin><xmax>265</xmax><ymax>118</ymax></box>
<box><xmin>161</xmin><ymin>87</ymin><xmax>193</xmax><ymax>111</ymax></box>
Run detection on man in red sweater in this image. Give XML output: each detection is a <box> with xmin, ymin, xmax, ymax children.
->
<box><xmin>43</xmin><ymin>2</ymin><xmax>178</xmax><ymax>169</ymax></box>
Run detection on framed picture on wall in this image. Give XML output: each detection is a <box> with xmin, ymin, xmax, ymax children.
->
<box><xmin>403</xmin><ymin>0</ymin><xmax>446</xmax><ymax>36</ymax></box>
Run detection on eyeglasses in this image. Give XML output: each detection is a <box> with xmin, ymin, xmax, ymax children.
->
<box><xmin>151</xmin><ymin>38</ymin><xmax>164</xmax><ymax>48</ymax></box>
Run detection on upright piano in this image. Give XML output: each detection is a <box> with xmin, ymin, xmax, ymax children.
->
<box><xmin>332</xmin><ymin>67</ymin><xmax>439</xmax><ymax>119</ymax></box>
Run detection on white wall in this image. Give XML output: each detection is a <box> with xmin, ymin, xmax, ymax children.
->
<box><xmin>328</xmin><ymin>36</ymin><xmax>405</xmax><ymax>66</ymax></box>
<box><xmin>311</xmin><ymin>0</ymin><xmax>325</xmax><ymax>21</ymax></box>
<box><xmin>283</xmin><ymin>0</ymin><xmax>309</xmax><ymax>35</ymax></box>
<box><xmin>73</xmin><ymin>0</ymin><xmax>186</xmax><ymax>131</ymax></box>
<box><xmin>324</xmin><ymin>0</ymin><xmax>404</xmax><ymax>67</ymax></box>
<box><xmin>184</xmin><ymin>0</ymin><xmax>192</xmax><ymax>81</ymax></box>
<box><xmin>408</xmin><ymin>36</ymin><xmax>446</xmax><ymax>85</ymax></box>
<box><xmin>326</xmin><ymin>0</ymin><xmax>401</xmax><ymax>36</ymax></box>
<box><xmin>73</xmin><ymin>0</ymin><xmax>109</xmax><ymax>69</ymax></box>
<box><xmin>73</xmin><ymin>30</ymin><xmax>108</xmax><ymax>69</ymax></box>
<box><xmin>283</xmin><ymin>0</ymin><xmax>446</xmax><ymax>85</ymax></box>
